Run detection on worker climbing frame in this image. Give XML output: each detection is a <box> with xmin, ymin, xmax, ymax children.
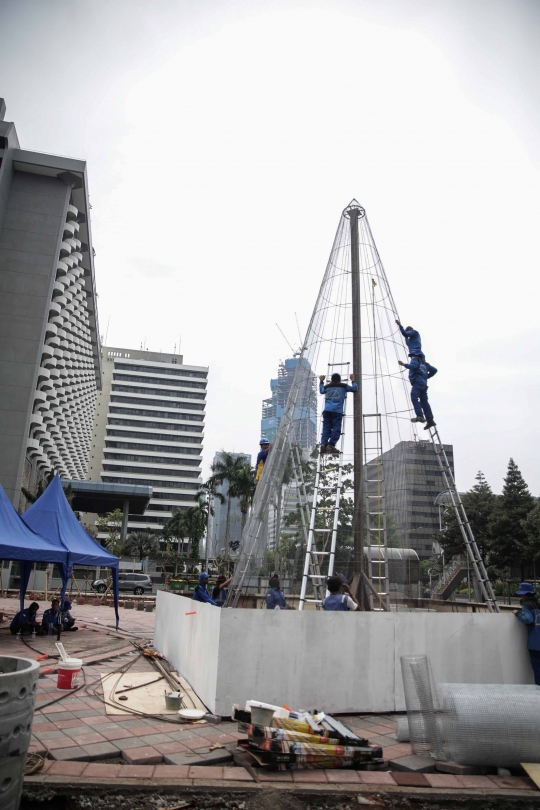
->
<box><xmin>298</xmin><ymin>363</ymin><xmax>350</xmax><ymax>610</ymax></box>
<box><xmin>425</xmin><ymin>425</ymin><xmax>500</xmax><ymax>613</ymax></box>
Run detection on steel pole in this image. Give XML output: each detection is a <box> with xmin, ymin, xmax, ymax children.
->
<box><xmin>349</xmin><ymin>206</ymin><xmax>365</xmax><ymax>606</ymax></box>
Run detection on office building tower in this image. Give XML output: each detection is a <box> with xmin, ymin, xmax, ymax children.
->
<box><xmin>365</xmin><ymin>439</ymin><xmax>454</xmax><ymax>560</ymax></box>
<box><xmin>207</xmin><ymin>451</ymin><xmax>251</xmax><ymax>557</ymax></box>
<box><xmin>261</xmin><ymin>357</ymin><xmax>317</xmax><ymax>450</ymax></box>
<box><xmin>0</xmin><ymin>99</ymin><xmax>101</xmax><ymax>509</ymax></box>
<box><xmin>87</xmin><ymin>346</ymin><xmax>207</xmax><ymax>533</ymax></box>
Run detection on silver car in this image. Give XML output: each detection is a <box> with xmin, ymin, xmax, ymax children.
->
<box><xmin>92</xmin><ymin>572</ymin><xmax>153</xmax><ymax>595</ymax></box>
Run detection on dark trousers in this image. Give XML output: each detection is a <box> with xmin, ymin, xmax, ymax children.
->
<box><xmin>530</xmin><ymin>649</ymin><xmax>540</xmax><ymax>685</ymax></box>
<box><xmin>410</xmin><ymin>383</ymin><xmax>434</xmax><ymax>421</ymax></box>
<box><xmin>321</xmin><ymin>411</ymin><xmax>343</xmax><ymax>446</ymax></box>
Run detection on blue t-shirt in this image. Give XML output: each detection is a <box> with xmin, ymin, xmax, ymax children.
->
<box><xmin>399</xmin><ymin>325</ymin><xmax>423</xmax><ymax>357</ymax></box>
<box><xmin>404</xmin><ymin>358</ymin><xmax>437</xmax><ymax>386</ymax></box>
<box><xmin>322</xmin><ymin>593</ymin><xmax>350</xmax><ymax>611</ymax></box>
<box><xmin>266</xmin><ymin>588</ymin><xmax>287</xmax><ymax>609</ymax></box>
<box><xmin>516</xmin><ymin>604</ymin><xmax>540</xmax><ymax>651</ymax></box>
<box><xmin>192</xmin><ymin>584</ymin><xmax>217</xmax><ymax>605</ymax></box>
<box><xmin>319</xmin><ymin>381</ymin><xmax>358</xmax><ymax>414</ymax></box>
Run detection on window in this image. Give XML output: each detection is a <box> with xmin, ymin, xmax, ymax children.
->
<box><xmin>106</xmin><ymin>429</ymin><xmax>202</xmax><ymax>443</ymax></box>
<box><xmin>102</xmin><ymin>476</ymin><xmax>200</xmax><ymax>489</ymax></box>
<box><xmin>110</xmin><ymin>397</ymin><xmax>204</xmax><ymax>411</ymax></box>
<box><xmin>107</xmin><ymin>418</ymin><xmax>203</xmax><ymax>432</ymax></box>
<box><xmin>104</xmin><ymin>452</ymin><xmax>200</xmax><ymax>466</ymax></box>
<box><xmin>112</xmin><ymin>385</ymin><xmax>205</xmax><ymax>400</ymax></box>
<box><xmin>102</xmin><ymin>465</ymin><xmax>200</xmax><ymax>477</ymax></box>
<box><xmin>113</xmin><ymin>374</ymin><xmax>206</xmax><ymax>390</ymax></box>
<box><xmin>115</xmin><ymin>363</ymin><xmax>207</xmax><ymax>379</ymax></box>
<box><xmin>109</xmin><ymin>407</ymin><xmax>204</xmax><ymax>422</ymax></box>
<box><xmin>106</xmin><ymin>440</ymin><xmax>201</xmax><ymax>455</ymax></box>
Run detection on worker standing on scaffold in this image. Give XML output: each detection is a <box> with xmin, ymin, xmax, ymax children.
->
<box><xmin>318</xmin><ymin>372</ymin><xmax>358</xmax><ymax>455</ymax></box>
<box><xmin>254</xmin><ymin>438</ymin><xmax>270</xmax><ymax>484</ymax></box>
<box><xmin>399</xmin><ymin>355</ymin><xmax>437</xmax><ymax>430</ymax></box>
<box><xmin>395</xmin><ymin>320</ymin><xmax>424</xmax><ymax>359</ymax></box>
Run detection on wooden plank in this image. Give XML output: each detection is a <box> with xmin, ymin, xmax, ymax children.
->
<box><xmin>522</xmin><ymin>763</ymin><xmax>540</xmax><ymax>789</ymax></box>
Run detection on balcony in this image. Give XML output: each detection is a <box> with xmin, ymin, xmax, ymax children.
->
<box><xmin>59</xmin><ymin>241</ymin><xmax>72</xmax><ymax>257</ymax></box>
<box><xmin>66</xmin><ymin>204</ymin><xmax>79</xmax><ymax>221</ymax></box>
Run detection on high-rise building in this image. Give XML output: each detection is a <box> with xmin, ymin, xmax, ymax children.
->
<box><xmin>261</xmin><ymin>357</ymin><xmax>317</xmax><ymax>450</ymax></box>
<box><xmin>365</xmin><ymin>439</ymin><xmax>454</xmax><ymax>560</ymax></box>
<box><xmin>0</xmin><ymin>99</ymin><xmax>101</xmax><ymax>509</ymax></box>
<box><xmin>207</xmin><ymin>451</ymin><xmax>251</xmax><ymax>557</ymax></box>
<box><xmin>87</xmin><ymin>346</ymin><xmax>207</xmax><ymax>534</ymax></box>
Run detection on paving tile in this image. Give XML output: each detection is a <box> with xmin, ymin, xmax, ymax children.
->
<box><xmin>118</xmin><ymin>765</ymin><xmax>156</xmax><ymax>779</ymax></box>
<box><xmin>35</xmin><ymin>730</ymin><xmax>68</xmax><ymax>740</ymax></box>
<box><xmin>70</xmin><ymin>731</ymin><xmax>107</xmax><ymax>746</ymax></box>
<box><xmin>82</xmin><ymin>763</ymin><xmax>122</xmax><ymax>778</ymax></box>
<box><xmin>49</xmin><ymin>746</ymin><xmax>87</xmax><ymax>761</ymax></box>
<box><xmin>82</xmin><ymin>742</ymin><xmax>121</xmax><ymax>759</ymax></box>
<box><xmin>326</xmin><ymin>769</ymin><xmax>362</xmax><ymax>783</ymax></box>
<box><xmin>223</xmin><ymin>767</ymin><xmax>254</xmax><ymax>781</ymax></box>
<box><xmin>47</xmin><ymin>761</ymin><xmax>88</xmax><ymax>776</ymax></box>
<box><xmin>81</xmin><ymin>715</ymin><xmax>111</xmax><ymax>726</ymax></box>
<box><xmin>137</xmin><ymin>733</ymin><xmax>172</xmax><ymax>745</ymax></box>
<box><xmin>188</xmin><ymin>765</ymin><xmax>224</xmax><ymax>779</ymax></box>
<box><xmin>151</xmin><ymin>722</ymin><xmax>184</xmax><ymax>734</ymax></box>
<box><xmin>191</xmin><ymin>726</ymin><xmax>225</xmax><ymax>738</ymax></box>
<box><xmin>153</xmin><ymin>741</ymin><xmax>188</xmax><ymax>755</ymax></box>
<box><xmin>54</xmin><ymin>719</ymin><xmax>85</xmax><ymax>730</ymax></box>
<box><xmin>389</xmin><ymin>754</ymin><xmax>435</xmax><ymax>773</ymax></box>
<box><xmin>392</xmin><ymin>772</ymin><xmax>430</xmax><ymax>787</ymax></box>
<box><xmin>367</xmin><ymin>724</ymin><xmax>398</xmax><ymax>736</ymax></box>
<box><xmin>425</xmin><ymin>774</ymin><xmax>462</xmax><ymax>788</ymax></box>
<box><xmin>455</xmin><ymin>775</ymin><xmax>499</xmax><ymax>789</ymax></box>
<box><xmin>204</xmin><ymin>733</ymin><xmax>237</xmax><ymax>746</ymax></box>
<box><xmin>153</xmin><ymin>764</ymin><xmax>190</xmax><ymax>779</ymax></box>
<box><xmin>360</xmin><ymin>772</ymin><xmax>399</xmax><ymax>785</ymax></box>
<box><xmin>32</xmin><ymin>722</ymin><xmax>57</xmax><ymax>732</ymax></box>
<box><xmin>292</xmin><ymin>770</ymin><xmax>329</xmax><ymax>783</ymax></box>
<box><xmin>122</xmin><ymin>746</ymin><xmax>163</xmax><ymax>765</ymax></box>
<box><xmin>116</xmin><ymin>738</ymin><xmax>148</xmax><ymax>751</ymax></box>
<box><xmin>435</xmin><ymin>761</ymin><xmax>477</xmax><ymax>775</ymax></box>
<box><xmin>42</xmin><ymin>737</ymin><xmax>78</xmax><ymax>750</ymax></box>
<box><xmin>488</xmin><ymin>776</ymin><xmax>536</xmax><ymax>790</ymax></box>
<box><xmin>382</xmin><ymin>744</ymin><xmax>413</xmax><ymax>759</ymax></box>
<box><xmin>257</xmin><ymin>770</ymin><xmax>293</xmax><ymax>782</ymax></box>
<box><xmin>100</xmin><ymin>727</ymin><xmax>134</xmax><ymax>742</ymax></box>
<box><xmin>370</xmin><ymin>735</ymin><xmax>399</xmax><ymax>747</ymax></box>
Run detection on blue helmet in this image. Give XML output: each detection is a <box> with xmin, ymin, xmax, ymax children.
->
<box><xmin>198</xmin><ymin>571</ymin><xmax>209</xmax><ymax>582</ymax></box>
<box><xmin>259</xmin><ymin>437</ymin><xmax>270</xmax><ymax>445</ymax></box>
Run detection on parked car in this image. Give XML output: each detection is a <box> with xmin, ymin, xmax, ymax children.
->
<box><xmin>91</xmin><ymin>573</ymin><xmax>153</xmax><ymax>595</ymax></box>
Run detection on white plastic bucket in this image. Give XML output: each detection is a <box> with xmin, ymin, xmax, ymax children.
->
<box><xmin>56</xmin><ymin>658</ymin><xmax>82</xmax><ymax>690</ymax></box>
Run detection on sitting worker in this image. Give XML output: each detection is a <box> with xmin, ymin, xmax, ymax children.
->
<box><xmin>42</xmin><ymin>598</ymin><xmax>62</xmax><ymax>635</ymax></box>
<box><xmin>322</xmin><ymin>575</ymin><xmax>359</xmax><ymax>611</ymax></box>
<box><xmin>211</xmin><ymin>574</ymin><xmax>232</xmax><ymax>607</ymax></box>
<box><xmin>513</xmin><ymin>582</ymin><xmax>540</xmax><ymax>685</ymax></box>
<box><xmin>265</xmin><ymin>576</ymin><xmax>293</xmax><ymax>609</ymax></box>
<box><xmin>60</xmin><ymin>599</ymin><xmax>78</xmax><ymax>631</ymax></box>
<box><xmin>10</xmin><ymin>602</ymin><xmax>44</xmax><ymax>635</ymax></box>
<box><xmin>254</xmin><ymin>438</ymin><xmax>270</xmax><ymax>484</ymax></box>
<box><xmin>395</xmin><ymin>320</ymin><xmax>424</xmax><ymax>359</ymax></box>
<box><xmin>319</xmin><ymin>372</ymin><xmax>357</xmax><ymax>455</ymax></box>
<box><xmin>192</xmin><ymin>572</ymin><xmax>217</xmax><ymax>605</ymax></box>
<box><xmin>398</xmin><ymin>355</ymin><xmax>437</xmax><ymax>430</ymax></box>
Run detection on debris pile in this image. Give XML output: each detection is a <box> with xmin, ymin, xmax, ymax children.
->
<box><xmin>233</xmin><ymin>702</ymin><xmax>384</xmax><ymax>771</ymax></box>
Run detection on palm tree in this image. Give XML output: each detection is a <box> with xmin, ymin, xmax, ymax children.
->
<box><xmin>229</xmin><ymin>464</ymin><xmax>256</xmax><ymax>537</ymax></box>
<box><xmin>123</xmin><ymin>531</ymin><xmax>158</xmax><ymax>562</ymax></box>
<box><xmin>206</xmin><ymin>452</ymin><xmax>252</xmax><ymax>560</ymax></box>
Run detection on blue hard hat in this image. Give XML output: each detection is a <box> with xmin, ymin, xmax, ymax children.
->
<box><xmin>199</xmin><ymin>571</ymin><xmax>209</xmax><ymax>581</ymax></box>
<box><xmin>515</xmin><ymin>582</ymin><xmax>535</xmax><ymax>596</ymax></box>
<box><xmin>259</xmin><ymin>437</ymin><xmax>270</xmax><ymax>445</ymax></box>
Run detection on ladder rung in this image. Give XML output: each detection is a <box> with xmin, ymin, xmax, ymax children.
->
<box><xmin>314</xmin><ymin>528</ymin><xmax>332</xmax><ymax>532</ymax></box>
<box><xmin>306</xmin><ymin>599</ymin><xmax>323</xmax><ymax>603</ymax></box>
<box><xmin>308</xmin><ymin>575</ymin><xmax>326</xmax><ymax>579</ymax></box>
<box><xmin>310</xmin><ymin>550</ymin><xmax>330</xmax><ymax>556</ymax></box>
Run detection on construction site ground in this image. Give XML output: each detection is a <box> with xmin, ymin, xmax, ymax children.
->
<box><xmin>0</xmin><ymin>597</ymin><xmax>537</xmax><ymax>808</ymax></box>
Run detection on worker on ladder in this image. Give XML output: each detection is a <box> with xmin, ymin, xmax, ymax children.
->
<box><xmin>396</xmin><ymin>320</ymin><xmax>424</xmax><ymax>359</ymax></box>
<box><xmin>318</xmin><ymin>372</ymin><xmax>357</xmax><ymax>455</ymax></box>
<box><xmin>322</xmin><ymin>575</ymin><xmax>359</xmax><ymax>611</ymax></box>
<box><xmin>399</xmin><ymin>355</ymin><xmax>437</xmax><ymax>430</ymax></box>
<box><xmin>254</xmin><ymin>437</ymin><xmax>270</xmax><ymax>484</ymax></box>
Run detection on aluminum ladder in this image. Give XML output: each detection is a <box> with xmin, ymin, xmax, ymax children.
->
<box><xmin>425</xmin><ymin>424</ymin><xmax>499</xmax><ymax>613</ymax></box>
<box><xmin>363</xmin><ymin>413</ymin><xmax>390</xmax><ymax>611</ymax></box>
<box><xmin>298</xmin><ymin>363</ymin><xmax>349</xmax><ymax>610</ymax></box>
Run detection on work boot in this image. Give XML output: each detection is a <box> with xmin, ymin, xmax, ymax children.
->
<box><xmin>320</xmin><ymin>445</ymin><xmax>328</xmax><ymax>454</ymax></box>
<box><xmin>411</xmin><ymin>416</ymin><xmax>426</xmax><ymax>423</ymax></box>
<box><xmin>328</xmin><ymin>445</ymin><xmax>340</xmax><ymax>456</ymax></box>
<box><xmin>424</xmin><ymin>421</ymin><xmax>436</xmax><ymax>430</ymax></box>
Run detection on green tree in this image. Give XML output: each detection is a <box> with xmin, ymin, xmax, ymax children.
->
<box><xmin>488</xmin><ymin>459</ymin><xmax>536</xmax><ymax>578</ymax></box>
<box><xmin>96</xmin><ymin>508</ymin><xmax>123</xmax><ymax>555</ymax></box>
<box><xmin>157</xmin><ymin>541</ymin><xmax>185</xmax><ymax>589</ymax></box>
<box><xmin>206</xmin><ymin>452</ymin><xmax>252</xmax><ymax>557</ymax></box>
<box><xmin>123</xmin><ymin>531</ymin><xmax>159</xmax><ymax>561</ymax></box>
<box><xmin>21</xmin><ymin>471</ymin><xmax>76</xmax><ymax>513</ymax></box>
<box><xmin>520</xmin><ymin>502</ymin><xmax>540</xmax><ymax>567</ymax></box>
<box><xmin>436</xmin><ymin>472</ymin><xmax>497</xmax><ymax>559</ymax></box>
<box><xmin>229</xmin><ymin>463</ymin><xmax>256</xmax><ymax>536</ymax></box>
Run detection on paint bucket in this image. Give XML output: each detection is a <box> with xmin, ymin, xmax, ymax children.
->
<box><xmin>164</xmin><ymin>691</ymin><xmax>184</xmax><ymax>711</ymax></box>
<box><xmin>56</xmin><ymin>658</ymin><xmax>82</xmax><ymax>690</ymax></box>
<box><xmin>251</xmin><ymin>706</ymin><xmax>274</xmax><ymax>727</ymax></box>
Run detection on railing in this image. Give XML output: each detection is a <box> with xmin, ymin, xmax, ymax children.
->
<box><xmin>432</xmin><ymin>555</ymin><xmax>467</xmax><ymax>595</ymax></box>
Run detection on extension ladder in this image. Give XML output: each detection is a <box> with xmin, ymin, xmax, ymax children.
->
<box><xmin>424</xmin><ymin>424</ymin><xmax>500</xmax><ymax>613</ymax></box>
<box><xmin>298</xmin><ymin>363</ymin><xmax>349</xmax><ymax>610</ymax></box>
<box><xmin>363</xmin><ymin>413</ymin><xmax>390</xmax><ymax>611</ymax></box>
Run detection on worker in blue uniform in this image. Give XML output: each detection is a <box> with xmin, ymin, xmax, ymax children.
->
<box><xmin>399</xmin><ymin>355</ymin><xmax>437</xmax><ymax>430</ymax></box>
<box><xmin>265</xmin><ymin>577</ymin><xmax>293</xmax><ymax>609</ymax></box>
<box><xmin>319</xmin><ymin>373</ymin><xmax>358</xmax><ymax>455</ymax></box>
<box><xmin>322</xmin><ymin>576</ymin><xmax>359</xmax><ymax>611</ymax></box>
<box><xmin>254</xmin><ymin>438</ymin><xmax>270</xmax><ymax>484</ymax></box>
<box><xmin>396</xmin><ymin>320</ymin><xmax>424</xmax><ymax>359</ymax></box>
<box><xmin>192</xmin><ymin>572</ymin><xmax>217</xmax><ymax>605</ymax></box>
<box><xmin>10</xmin><ymin>602</ymin><xmax>43</xmax><ymax>635</ymax></box>
<box><xmin>514</xmin><ymin>582</ymin><xmax>540</xmax><ymax>685</ymax></box>
<box><xmin>42</xmin><ymin>599</ymin><xmax>62</xmax><ymax>634</ymax></box>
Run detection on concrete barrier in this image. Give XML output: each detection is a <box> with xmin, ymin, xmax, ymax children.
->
<box><xmin>154</xmin><ymin>592</ymin><xmax>533</xmax><ymax>716</ymax></box>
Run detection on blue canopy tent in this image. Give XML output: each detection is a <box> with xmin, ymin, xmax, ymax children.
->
<box><xmin>22</xmin><ymin>475</ymin><xmax>120</xmax><ymax>628</ymax></box>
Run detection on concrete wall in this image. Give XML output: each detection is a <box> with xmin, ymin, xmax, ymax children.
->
<box><xmin>155</xmin><ymin>593</ymin><xmax>533</xmax><ymax>716</ymax></box>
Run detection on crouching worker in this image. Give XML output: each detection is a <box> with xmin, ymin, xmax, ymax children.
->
<box><xmin>322</xmin><ymin>576</ymin><xmax>359</xmax><ymax>611</ymax></box>
<box><xmin>42</xmin><ymin>599</ymin><xmax>61</xmax><ymax>635</ymax></box>
<box><xmin>60</xmin><ymin>599</ymin><xmax>78</xmax><ymax>631</ymax></box>
<box><xmin>192</xmin><ymin>572</ymin><xmax>217</xmax><ymax>605</ymax></box>
<box><xmin>319</xmin><ymin>373</ymin><xmax>357</xmax><ymax>455</ymax></box>
<box><xmin>10</xmin><ymin>602</ymin><xmax>44</xmax><ymax>635</ymax></box>
<box><xmin>266</xmin><ymin>577</ymin><xmax>293</xmax><ymax>609</ymax></box>
<box><xmin>513</xmin><ymin>582</ymin><xmax>540</xmax><ymax>685</ymax></box>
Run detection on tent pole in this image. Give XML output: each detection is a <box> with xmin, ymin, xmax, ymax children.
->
<box><xmin>121</xmin><ymin>500</ymin><xmax>129</xmax><ymax>546</ymax></box>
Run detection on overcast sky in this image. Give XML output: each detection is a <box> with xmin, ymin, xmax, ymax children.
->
<box><xmin>1</xmin><ymin>0</ymin><xmax>539</xmax><ymax>493</ymax></box>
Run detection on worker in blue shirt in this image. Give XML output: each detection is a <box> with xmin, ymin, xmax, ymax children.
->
<box><xmin>42</xmin><ymin>599</ymin><xmax>61</xmax><ymax>634</ymax></box>
<box><xmin>254</xmin><ymin>438</ymin><xmax>270</xmax><ymax>484</ymax></box>
<box><xmin>192</xmin><ymin>572</ymin><xmax>217</xmax><ymax>605</ymax></box>
<box><xmin>319</xmin><ymin>373</ymin><xmax>358</xmax><ymax>455</ymax></box>
<box><xmin>60</xmin><ymin>600</ymin><xmax>77</xmax><ymax>631</ymax></box>
<box><xmin>322</xmin><ymin>576</ymin><xmax>359</xmax><ymax>611</ymax></box>
<box><xmin>265</xmin><ymin>577</ymin><xmax>293</xmax><ymax>609</ymax></box>
<box><xmin>10</xmin><ymin>602</ymin><xmax>43</xmax><ymax>635</ymax></box>
<box><xmin>396</xmin><ymin>320</ymin><xmax>424</xmax><ymax>359</ymax></box>
<box><xmin>513</xmin><ymin>582</ymin><xmax>540</xmax><ymax>685</ymax></box>
<box><xmin>399</xmin><ymin>355</ymin><xmax>437</xmax><ymax>430</ymax></box>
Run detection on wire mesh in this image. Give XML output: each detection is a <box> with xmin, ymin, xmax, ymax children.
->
<box><xmin>400</xmin><ymin>654</ymin><xmax>446</xmax><ymax>760</ymax></box>
<box><xmin>439</xmin><ymin>683</ymin><xmax>540</xmax><ymax>767</ymax></box>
